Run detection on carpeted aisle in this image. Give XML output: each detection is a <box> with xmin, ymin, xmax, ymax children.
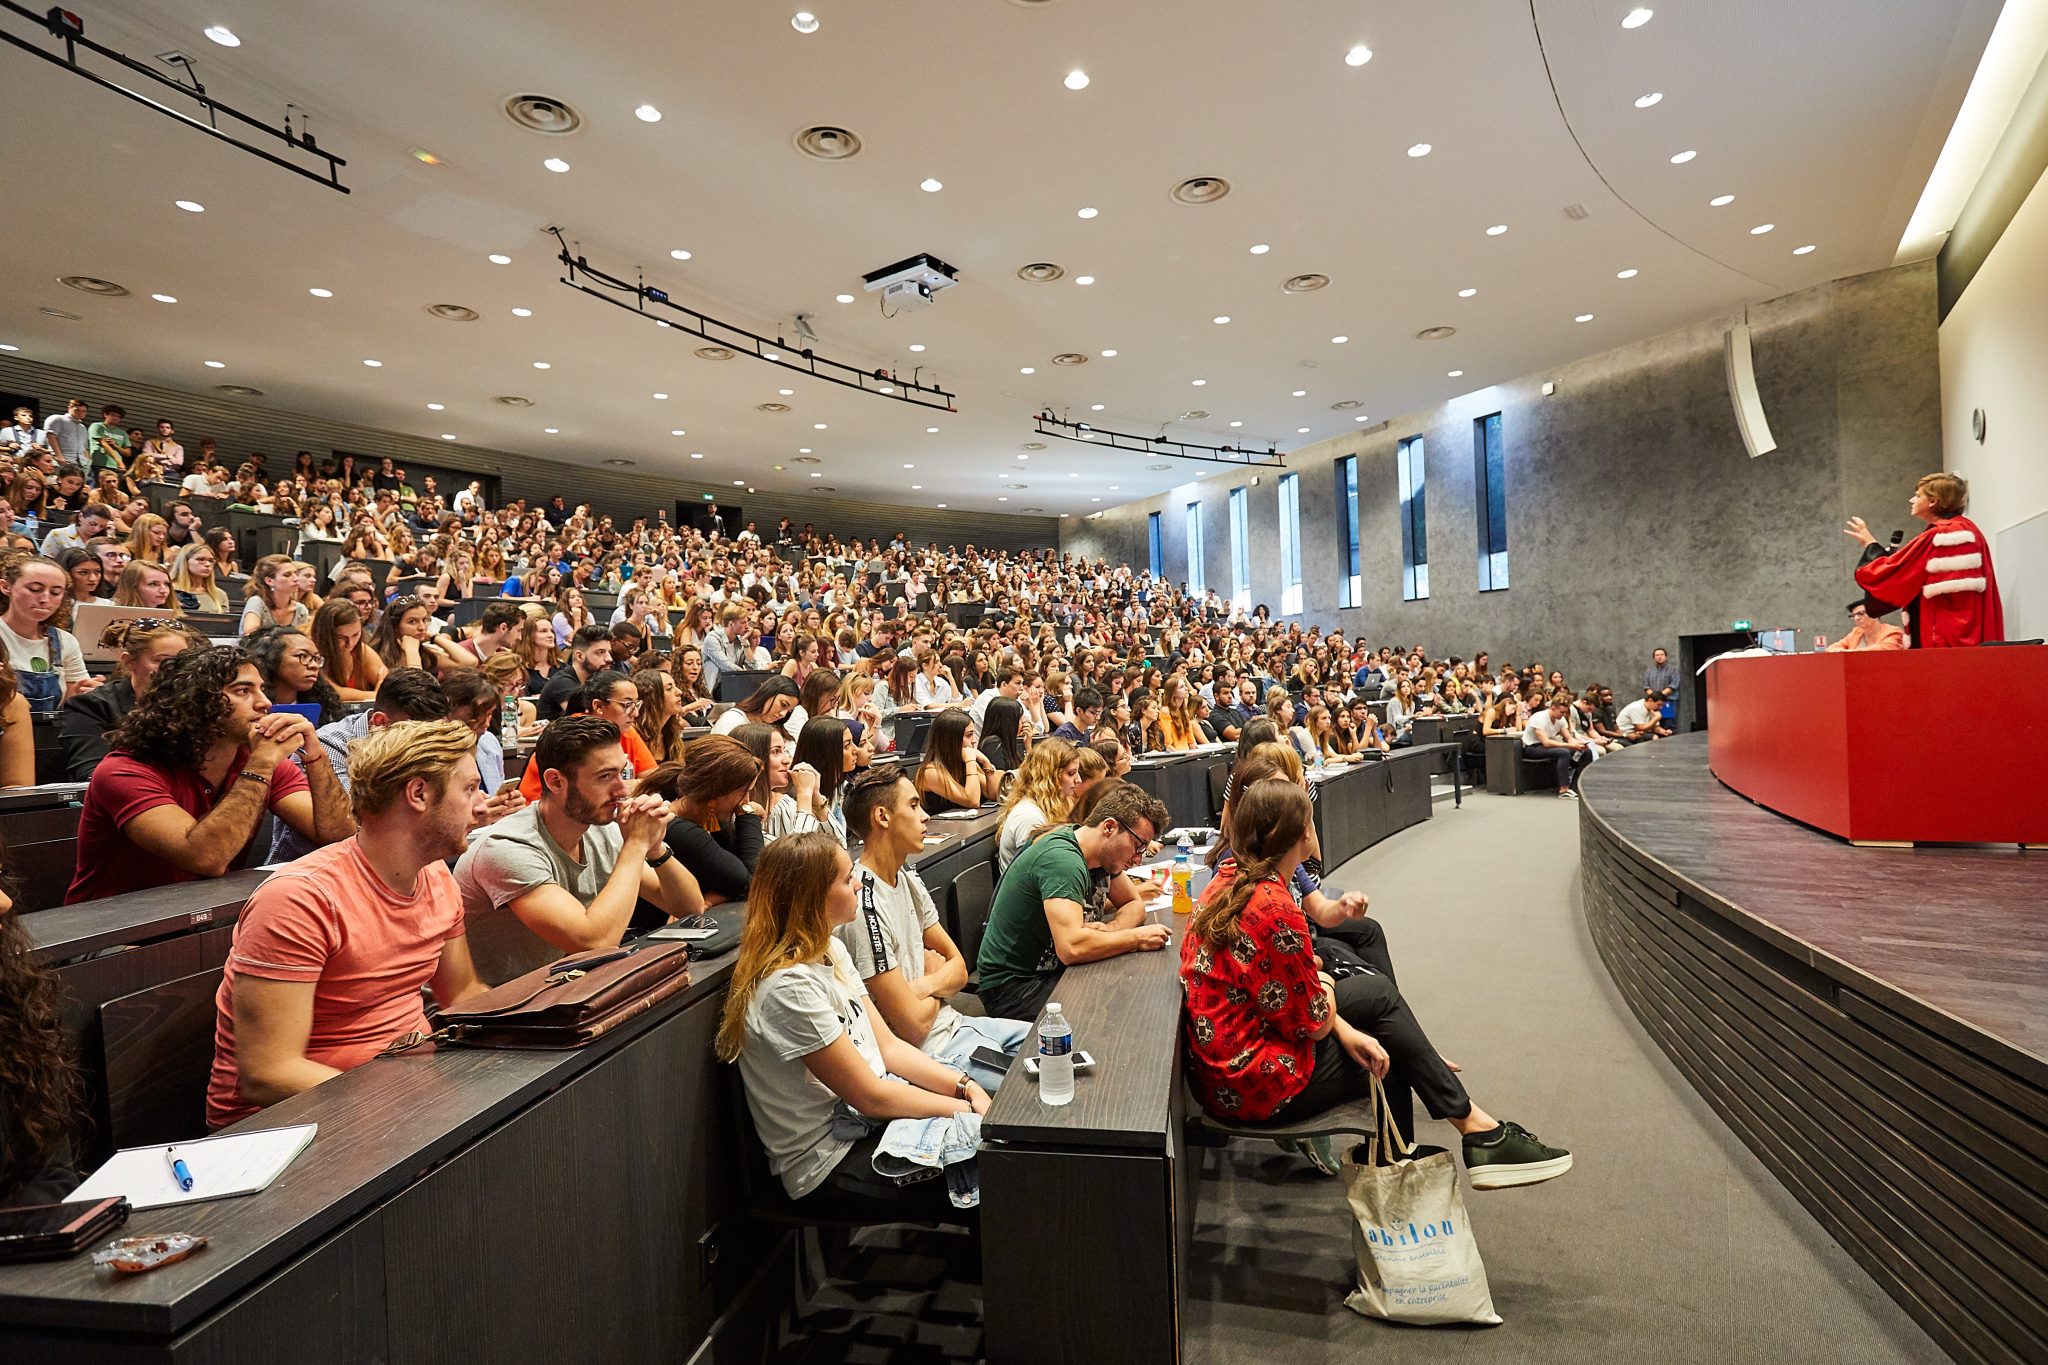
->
<box><xmin>1184</xmin><ymin>789</ymin><xmax>1946</xmax><ymax>1364</ymax></box>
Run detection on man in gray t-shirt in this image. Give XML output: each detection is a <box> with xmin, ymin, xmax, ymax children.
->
<box><xmin>452</xmin><ymin>716</ymin><xmax>702</xmax><ymax>984</ymax></box>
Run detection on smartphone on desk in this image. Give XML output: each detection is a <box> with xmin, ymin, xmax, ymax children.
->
<box><xmin>1023</xmin><ymin>1052</ymin><xmax>1096</xmax><ymax>1076</ymax></box>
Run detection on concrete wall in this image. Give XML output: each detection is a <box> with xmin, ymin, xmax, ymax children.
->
<box><xmin>1062</xmin><ymin>262</ymin><xmax>1942</xmax><ymax>692</ymax></box>
<box><xmin>0</xmin><ymin>355</ymin><xmax>1059</xmax><ymax>553</ymax></box>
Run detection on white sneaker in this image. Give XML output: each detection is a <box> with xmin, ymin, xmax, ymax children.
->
<box><xmin>1559</xmin><ymin>790</ymin><xmax>1579</xmax><ymax>800</ymax></box>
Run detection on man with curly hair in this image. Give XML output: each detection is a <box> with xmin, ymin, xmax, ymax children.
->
<box><xmin>65</xmin><ymin>646</ymin><xmax>354</xmax><ymax>903</ymax></box>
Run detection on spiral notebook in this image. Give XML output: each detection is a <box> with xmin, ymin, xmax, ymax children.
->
<box><xmin>69</xmin><ymin>1125</ymin><xmax>318</xmax><ymax>1210</ymax></box>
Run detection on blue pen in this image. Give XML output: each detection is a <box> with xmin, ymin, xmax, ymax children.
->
<box><xmin>166</xmin><ymin>1147</ymin><xmax>195</xmax><ymax>1192</ymax></box>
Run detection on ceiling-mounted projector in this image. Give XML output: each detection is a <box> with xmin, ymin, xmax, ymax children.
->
<box><xmin>862</xmin><ymin>253</ymin><xmax>959</xmax><ymax>313</ymax></box>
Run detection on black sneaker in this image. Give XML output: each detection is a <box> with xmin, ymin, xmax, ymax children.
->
<box><xmin>1462</xmin><ymin>1120</ymin><xmax>1573</xmax><ymax>1189</ymax></box>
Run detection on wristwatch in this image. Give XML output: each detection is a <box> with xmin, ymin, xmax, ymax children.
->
<box><xmin>646</xmin><ymin>847</ymin><xmax>674</xmax><ymax>869</ymax></box>
<box><xmin>953</xmin><ymin>1071</ymin><xmax>971</xmax><ymax>1098</ymax></box>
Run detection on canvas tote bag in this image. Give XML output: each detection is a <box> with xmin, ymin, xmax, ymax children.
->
<box><xmin>1341</xmin><ymin>1074</ymin><xmax>1502</xmax><ymax>1326</ymax></box>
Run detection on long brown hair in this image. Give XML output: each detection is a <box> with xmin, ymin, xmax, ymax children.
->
<box><xmin>1208</xmin><ymin>742</ymin><xmax>1305</xmax><ymax>869</ymax></box>
<box><xmin>715</xmin><ymin>832</ymin><xmax>848</xmax><ymax>1061</ymax></box>
<box><xmin>632</xmin><ymin>668</ymin><xmax>685</xmax><ymax>763</ymax></box>
<box><xmin>0</xmin><ymin>848</ymin><xmax>84</xmax><ymax>1191</ymax></box>
<box><xmin>1190</xmin><ymin>779</ymin><xmax>1311</xmax><ymax>949</ymax></box>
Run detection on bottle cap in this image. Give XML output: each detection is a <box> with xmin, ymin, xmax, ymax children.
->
<box><xmin>1047</xmin><ymin>1002</ymin><xmax>1063</xmax><ymax>1014</ymax></box>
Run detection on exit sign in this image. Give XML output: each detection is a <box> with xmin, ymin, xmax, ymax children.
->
<box><xmin>1731</xmin><ymin>619</ymin><xmax>1753</xmax><ymax>631</ymax></box>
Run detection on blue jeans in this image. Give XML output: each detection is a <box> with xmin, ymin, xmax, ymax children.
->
<box><xmin>932</xmin><ymin>1015</ymin><xmax>1033</xmax><ymax>1091</ymax></box>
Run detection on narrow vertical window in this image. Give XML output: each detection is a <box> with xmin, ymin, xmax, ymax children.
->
<box><xmin>1147</xmin><ymin>511</ymin><xmax>1163</xmax><ymax>579</ymax></box>
<box><xmin>1475</xmin><ymin>413</ymin><xmax>1509</xmax><ymax>591</ymax></box>
<box><xmin>1337</xmin><ymin>455</ymin><xmax>1361</xmax><ymax>608</ymax></box>
<box><xmin>1278</xmin><ymin>472</ymin><xmax>1302</xmax><ymax>615</ymax></box>
<box><xmin>1228</xmin><ymin>486</ymin><xmax>1250</xmax><ymax>612</ymax></box>
<box><xmin>1398</xmin><ymin>436</ymin><xmax>1429</xmax><ymax>601</ymax></box>
<box><xmin>1185</xmin><ymin>500</ymin><xmax>1205</xmax><ymax>593</ymax></box>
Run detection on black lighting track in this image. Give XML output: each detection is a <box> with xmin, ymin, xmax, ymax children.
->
<box><xmin>1033</xmin><ymin>412</ymin><xmax>1286</xmax><ymax>467</ymax></box>
<box><xmin>552</xmin><ymin>229</ymin><xmax>958</xmax><ymax>413</ymax></box>
<box><xmin>0</xmin><ymin>1</ymin><xmax>348</xmax><ymax>194</ymax></box>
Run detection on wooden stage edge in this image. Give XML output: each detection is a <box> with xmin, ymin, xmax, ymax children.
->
<box><xmin>1577</xmin><ymin>734</ymin><xmax>2048</xmax><ymax>1365</ymax></box>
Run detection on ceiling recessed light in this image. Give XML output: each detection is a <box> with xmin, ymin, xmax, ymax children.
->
<box><xmin>1575</xmin><ymin>313</ymin><xmax>1595</xmax><ymax>323</ymax></box>
<box><xmin>1291</xmin><ymin>389</ymin><xmax>1307</xmax><ymax>397</ymax></box>
<box><xmin>363</xmin><ymin>358</ymin><xmax>383</xmax><ymax>366</ymax></box>
<box><xmin>778</xmin><ymin>388</ymin><xmax>795</xmax><ymax>395</ymax></box>
<box><xmin>813</xmin><ymin>422</ymin><xmax>828</xmax><ymax>429</ymax></box>
<box><xmin>1228</xmin><ymin>420</ymin><xmax>1242</xmax><ymax>427</ymax></box>
<box><xmin>902</xmin><ymin>463</ymin><xmax>915</xmax><ymax>469</ymax></box>
<box><xmin>1407</xmin><ymin>143</ymin><xmax>1432</xmax><ymax>158</ymax></box>
<box><xmin>936</xmin><ymin>503</ymin><xmax>947</xmax><ymax>508</ymax></box>
<box><xmin>635</xmin><ymin>103</ymin><xmax>662</xmax><ymax>122</ymax></box>
<box><xmin>911</xmin><ymin>485</ymin><xmax>923</xmax><ymax>490</ymax></box>
<box><xmin>908</xmin><ymin>343</ymin><xmax>925</xmax><ymax>352</ymax></box>
<box><xmin>792</xmin><ymin>11</ymin><xmax>820</xmax><ymax>33</ymax></box>
<box><xmin>1458</xmin><ymin>287</ymin><xmax>1477</xmax><ymax>298</ymax></box>
<box><xmin>1793</xmin><ymin>244</ymin><xmax>1816</xmax><ymax>255</ymax></box>
<box><xmin>544</xmin><ymin>427</ymin><xmax>559</xmax><ymax>434</ymax></box>
<box><xmin>1669</xmin><ymin>149</ymin><xmax>1696</xmax><ymax>164</ymax></box>
<box><xmin>1076</xmin><ymin>207</ymin><xmax>1098</xmax><ymax>219</ymax></box>
<box><xmin>308</xmin><ymin>287</ymin><xmax>333</xmax><ymax>298</ymax></box>
<box><xmin>1711</xmin><ymin>194</ymin><xmax>1735</xmax><ymax>206</ymax></box>
<box><xmin>0</xmin><ymin>344</ymin><xmax>16</xmax><ymax>352</ymax></box>
<box><xmin>488</xmin><ymin>253</ymin><xmax>511</xmax><ymax>265</ymax></box>
<box><xmin>1345</xmin><ymin>44</ymin><xmax>1373</xmax><ymax>67</ymax></box>
<box><xmin>1064</xmin><ymin>70</ymin><xmax>1090</xmax><ymax>90</ymax></box>
<box><xmin>1621</xmin><ymin>7</ymin><xmax>1653</xmax><ymax>29</ymax></box>
<box><xmin>798</xmin><ymin>447</ymin><xmax>811</xmax><ymax>453</ymax></box>
<box><xmin>427</xmin><ymin>403</ymin><xmax>445</xmax><ymax>410</ymax></box>
<box><xmin>669</xmin><ymin>248</ymin><xmax>692</xmax><ymax>260</ymax></box>
<box><xmin>1213</xmin><ymin>315</ymin><xmax>1231</xmax><ymax>325</ymax></box>
<box><xmin>1486</xmin><ymin>224</ymin><xmax>1507</xmax><ymax>236</ymax></box>
<box><xmin>690</xmin><ymin>451</ymin><xmax>704</xmax><ymax>458</ymax></box>
<box><xmin>1331</xmin><ymin>335</ymin><xmax>1349</xmax><ymax>344</ymax></box>
<box><xmin>543</xmin><ymin>157</ymin><xmax>571</xmax><ymax>173</ymax></box>
<box><xmin>1750</xmin><ymin>223</ymin><xmax>1775</xmax><ymax>235</ymax></box>
<box><xmin>1617</xmin><ymin>268</ymin><xmax>1639</xmax><ymax>279</ymax></box>
<box><xmin>835</xmin><ymin>293</ymin><xmax>855</xmax><ymax>304</ymax></box>
<box><xmin>1355</xmin><ymin>415</ymin><xmax>1371</xmax><ymax>422</ymax></box>
<box><xmin>203</xmin><ymin>359</ymin><xmax>225</xmax><ymax>369</ymax></box>
<box><xmin>1075</xmin><ymin>275</ymin><xmax>1095</xmax><ymax>286</ymax></box>
<box><xmin>1089</xmin><ymin>498</ymin><xmax>1100</xmax><ymax>503</ymax></box>
<box><xmin>809</xmin><ymin>471</ymin><xmax>822</xmax><ymax>478</ymax></box>
<box><xmin>1090</xmin><ymin>403</ymin><xmax>1105</xmax><ymax>411</ymax></box>
<box><xmin>202</xmin><ymin>24</ymin><xmax>240</xmax><ymax>46</ymax></box>
<box><xmin>1099</xmin><ymin>348</ymin><xmax>1117</xmax><ymax>357</ymax></box>
<box><xmin>919</xmin><ymin>177</ymin><xmax>943</xmax><ymax>192</ymax></box>
<box><xmin>998</xmin><ymin>496</ymin><xmax>1009</xmax><ymax>502</ymax></box>
<box><xmin>1448</xmin><ymin>369</ymin><xmax>1464</xmax><ymax>377</ymax></box>
<box><xmin>763</xmin><ymin>350</ymin><xmax>780</xmax><ymax>361</ymax></box>
<box><xmin>652</xmin><ymin>392</ymin><xmax>668</xmax><ymax>400</ymax></box>
<box><xmin>511</xmin><ymin>306</ymin><xmax>532</xmax><ymax>317</ymax></box>
<box><xmin>440</xmin><ymin>433</ymin><xmax>457</xmax><ymax>441</ymax></box>
<box><xmin>1248</xmin><ymin>243</ymin><xmax>1271</xmax><ymax>255</ymax></box>
<box><xmin>1297</xmin><ymin>427</ymin><xmax>1311</xmax><ymax>434</ymax></box>
<box><xmin>1191</xmin><ymin>378</ymin><xmax>1207</xmax><ymax>386</ymax></box>
<box><xmin>1635</xmin><ymin>92</ymin><xmax>1663</xmax><ymax>108</ymax></box>
<box><xmin>175</xmin><ymin>200</ymin><xmax>205</xmax><ymax>213</ymax></box>
<box><xmin>151</xmin><ymin>293</ymin><xmax>177</xmax><ymax>303</ymax></box>
<box><xmin>533</xmin><ymin>361</ymin><xmax>551</xmax><ymax>369</ymax></box>
<box><xmin>927</xmin><ymin>426</ymin><xmax>940</xmax><ymax>433</ymax></box>
<box><xmin>733</xmin><ymin>479</ymin><xmax>746</xmax><ymax>486</ymax></box>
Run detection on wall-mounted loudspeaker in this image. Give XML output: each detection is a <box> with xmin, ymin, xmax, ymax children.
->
<box><xmin>1723</xmin><ymin>323</ymin><xmax>1778</xmax><ymax>458</ymax></box>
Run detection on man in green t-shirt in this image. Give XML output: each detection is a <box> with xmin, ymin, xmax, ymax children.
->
<box><xmin>976</xmin><ymin>781</ymin><xmax>1171</xmax><ymax>1022</ymax></box>
<box><xmin>86</xmin><ymin>403</ymin><xmax>130</xmax><ymax>476</ymax></box>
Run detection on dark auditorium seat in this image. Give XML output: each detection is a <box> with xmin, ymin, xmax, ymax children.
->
<box><xmin>98</xmin><ymin>966</ymin><xmax>225</xmax><ymax>1149</ymax></box>
<box><xmin>947</xmin><ymin>860</ymin><xmax>996</xmax><ymax>982</ymax></box>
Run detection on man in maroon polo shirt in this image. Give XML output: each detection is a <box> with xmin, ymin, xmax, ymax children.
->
<box><xmin>66</xmin><ymin>646</ymin><xmax>355</xmax><ymax>903</ymax></box>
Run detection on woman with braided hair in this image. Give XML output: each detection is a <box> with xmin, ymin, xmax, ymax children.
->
<box><xmin>1181</xmin><ymin>778</ymin><xmax>1572</xmax><ymax>1187</ymax></box>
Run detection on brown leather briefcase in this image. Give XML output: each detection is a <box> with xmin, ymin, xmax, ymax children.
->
<box><xmin>383</xmin><ymin>942</ymin><xmax>695</xmax><ymax>1052</ymax></box>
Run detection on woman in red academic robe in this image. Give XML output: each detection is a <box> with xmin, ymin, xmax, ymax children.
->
<box><xmin>1845</xmin><ymin>472</ymin><xmax>2003</xmax><ymax>648</ymax></box>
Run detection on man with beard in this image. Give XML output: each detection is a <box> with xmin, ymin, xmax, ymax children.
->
<box><xmin>205</xmin><ymin>720</ymin><xmax>491</xmax><ymax>1128</ymax></box>
<box><xmin>455</xmin><ymin>715</ymin><xmax>704</xmax><ymax>984</ymax></box>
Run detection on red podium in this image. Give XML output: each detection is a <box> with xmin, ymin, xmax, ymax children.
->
<box><xmin>1706</xmin><ymin>646</ymin><xmax>2048</xmax><ymax>845</ymax></box>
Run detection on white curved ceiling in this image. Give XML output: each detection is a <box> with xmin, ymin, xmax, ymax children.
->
<box><xmin>0</xmin><ymin>0</ymin><xmax>2000</xmax><ymax>515</ymax></box>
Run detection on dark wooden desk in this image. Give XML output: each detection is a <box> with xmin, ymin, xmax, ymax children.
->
<box><xmin>0</xmin><ymin>947</ymin><xmax>772</xmax><ymax>1363</ymax></box>
<box><xmin>980</xmin><ymin>904</ymin><xmax>1192</xmax><ymax>1365</ymax></box>
<box><xmin>1129</xmin><ymin>746</ymin><xmax>1232</xmax><ymax>831</ymax></box>
<box><xmin>1308</xmin><ymin>745</ymin><xmax>1442</xmax><ymax>871</ymax></box>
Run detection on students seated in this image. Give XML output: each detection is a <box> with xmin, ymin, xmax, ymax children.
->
<box><xmin>731</xmin><ymin>720</ymin><xmax>827</xmax><ymax>843</ymax></box>
<box><xmin>1523</xmin><ymin>695</ymin><xmax>1593</xmax><ymax>798</ymax></box>
<box><xmin>66</xmin><ymin>646</ymin><xmax>355</xmax><ymax>903</ymax></box>
<box><xmin>1050</xmin><ymin>685</ymin><xmax>1103</xmax><ymax>743</ymax></box>
<box><xmin>0</xmin><ymin>877</ymin><xmax>84</xmax><ymax>1202</ymax></box>
<box><xmin>245</xmin><ymin>625</ymin><xmax>345</xmax><ymax>724</ymax></box>
<box><xmin>978</xmin><ymin>696</ymin><xmax>1030</xmax><ymax>772</ymax></box>
<box><xmin>57</xmin><ymin>617</ymin><xmax>207</xmax><ymax>779</ymax></box>
<box><xmin>915</xmin><ymin>708</ymin><xmax>1001</xmax><ymax>814</ymax></box>
<box><xmin>840</xmin><ymin>768</ymin><xmax>1031</xmax><ymax>1083</ymax></box>
<box><xmin>1182</xmin><ymin>778</ymin><xmax>1572</xmax><ymax>1187</ymax></box>
<box><xmin>1614</xmin><ymin>688</ymin><xmax>1672</xmax><ymax>742</ymax></box>
<box><xmin>517</xmin><ymin>670</ymin><xmax>657</xmax><ymax>800</ymax></box>
<box><xmin>790</xmin><ymin>716</ymin><xmax>857</xmax><ymax>843</ymax></box>
<box><xmin>455</xmin><ymin>715</ymin><xmax>703</xmax><ymax>984</ymax></box>
<box><xmin>0</xmin><ymin>554</ymin><xmax>99</xmax><ymax>711</ymax></box>
<box><xmin>638</xmin><ymin>735</ymin><xmax>765</xmax><ymax>908</ymax></box>
<box><xmin>206</xmin><ymin>721</ymin><xmax>492</xmax><ymax>1129</ymax></box>
<box><xmin>718</xmin><ymin>831</ymin><xmax>988</xmax><ymax>1221</ymax></box>
<box><xmin>974</xmin><ymin>781</ymin><xmax>1172</xmax><ymax>1022</ymax></box>
<box><xmin>709</xmin><ymin>673</ymin><xmax>799</xmax><ymax>736</ymax></box>
<box><xmin>994</xmin><ymin>737</ymin><xmax>1080</xmax><ymax>874</ymax></box>
<box><xmin>433</xmin><ymin>600</ymin><xmax>524</xmax><ymax>671</ymax></box>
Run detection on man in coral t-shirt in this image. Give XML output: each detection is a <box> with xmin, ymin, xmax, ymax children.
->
<box><xmin>207</xmin><ymin>721</ymin><xmax>492</xmax><ymax>1129</ymax></box>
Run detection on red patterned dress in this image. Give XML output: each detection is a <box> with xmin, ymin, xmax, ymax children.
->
<box><xmin>1179</xmin><ymin>863</ymin><xmax>1328</xmax><ymax>1119</ymax></box>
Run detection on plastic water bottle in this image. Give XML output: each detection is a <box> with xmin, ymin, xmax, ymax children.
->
<box><xmin>1038</xmin><ymin>1003</ymin><xmax>1075</xmax><ymax>1106</ymax></box>
<box><xmin>499</xmin><ymin>693</ymin><xmax>519</xmax><ymax>746</ymax></box>
<box><xmin>1172</xmin><ymin>835</ymin><xmax>1194</xmax><ymax>915</ymax></box>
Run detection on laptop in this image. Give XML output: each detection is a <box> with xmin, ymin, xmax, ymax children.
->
<box><xmin>74</xmin><ymin>602</ymin><xmax>184</xmax><ymax>662</ymax></box>
<box><xmin>1756</xmin><ymin>628</ymin><xmax>1799</xmax><ymax>655</ymax></box>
